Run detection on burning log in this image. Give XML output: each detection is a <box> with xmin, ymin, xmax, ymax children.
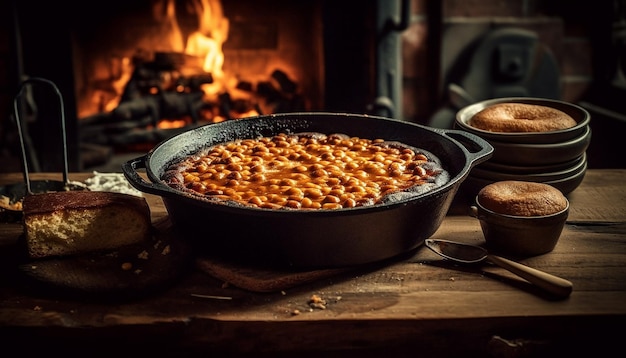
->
<box><xmin>179</xmin><ymin>74</ymin><xmax>214</xmax><ymax>91</ymax></box>
<box><xmin>257</xmin><ymin>81</ymin><xmax>283</xmax><ymax>103</ymax></box>
<box><xmin>153</xmin><ymin>91</ymin><xmax>205</xmax><ymax>123</ymax></box>
<box><xmin>271</xmin><ymin>69</ymin><xmax>298</xmax><ymax>94</ymax></box>
<box><xmin>257</xmin><ymin>70</ymin><xmax>307</xmax><ymax>114</ymax></box>
<box><xmin>120</xmin><ymin>51</ymin><xmax>213</xmax><ymax>101</ymax></box>
<box><xmin>79</xmin><ymin>91</ymin><xmax>205</xmax><ymax>145</ymax></box>
<box><xmin>113</xmin><ymin>98</ymin><xmax>160</xmax><ymax>125</ymax></box>
<box><xmin>81</xmin><ymin>91</ymin><xmax>204</xmax><ymax>126</ymax></box>
<box><xmin>79</xmin><ymin>49</ymin><xmax>306</xmax><ymax>149</ymax></box>
<box><xmin>79</xmin><ymin>114</ymin><xmax>155</xmax><ymax>144</ymax></box>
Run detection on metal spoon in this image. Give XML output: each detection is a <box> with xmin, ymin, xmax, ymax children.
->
<box><xmin>424</xmin><ymin>239</ymin><xmax>573</xmax><ymax>298</ymax></box>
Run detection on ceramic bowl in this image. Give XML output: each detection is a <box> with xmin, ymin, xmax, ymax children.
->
<box><xmin>485</xmin><ymin>125</ymin><xmax>591</xmax><ymax>166</ymax></box>
<box><xmin>463</xmin><ymin>160</ymin><xmax>587</xmax><ymax>198</ymax></box>
<box><xmin>471</xmin><ymin>153</ymin><xmax>587</xmax><ymax>183</ymax></box>
<box><xmin>477</xmin><ymin>154</ymin><xmax>585</xmax><ymax>175</ymax></box>
<box><xmin>455</xmin><ymin>97</ymin><xmax>591</xmax><ymax>144</ymax></box>
<box><xmin>453</xmin><ymin>97</ymin><xmax>591</xmax><ymax>202</ymax></box>
<box><xmin>457</xmin><ymin>151</ymin><xmax>587</xmax><ymax>206</ymax></box>
<box><xmin>471</xmin><ymin>195</ymin><xmax>569</xmax><ymax>257</ymax></box>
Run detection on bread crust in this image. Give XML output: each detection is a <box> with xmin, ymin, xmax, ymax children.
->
<box><xmin>469</xmin><ymin>103</ymin><xmax>577</xmax><ymax>133</ymax></box>
<box><xmin>23</xmin><ymin>191</ymin><xmax>152</xmax><ymax>259</ymax></box>
<box><xmin>477</xmin><ymin>180</ymin><xmax>568</xmax><ymax>217</ymax></box>
<box><xmin>23</xmin><ymin>191</ymin><xmax>149</xmax><ymax>215</ymax></box>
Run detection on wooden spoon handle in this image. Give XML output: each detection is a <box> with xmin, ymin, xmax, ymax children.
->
<box><xmin>486</xmin><ymin>254</ymin><xmax>573</xmax><ymax>299</ymax></box>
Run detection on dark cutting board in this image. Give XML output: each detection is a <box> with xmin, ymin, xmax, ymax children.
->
<box><xmin>17</xmin><ymin>217</ymin><xmax>192</xmax><ymax>300</ymax></box>
<box><xmin>195</xmin><ymin>248</ymin><xmax>417</xmax><ymax>293</ymax></box>
<box><xmin>195</xmin><ymin>256</ymin><xmax>355</xmax><ymax>293</ymax></box>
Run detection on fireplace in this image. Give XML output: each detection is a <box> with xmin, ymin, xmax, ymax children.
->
<box><xmin>72</xmin><ymin>0</ymin><xmax>327</xmax><ymax>153</ymax></box>
<box><xmin>10</xmin><ymin>0</ymin><xmax>410</xmax><ymax>171</ymax></box>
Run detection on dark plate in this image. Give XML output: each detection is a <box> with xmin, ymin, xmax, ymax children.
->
<box><xmin>486</xmin><ymin>126</ymin><xmax>591</xmax><ymax>166</ymax></box>
<box><xmin>462</xmin><ymin>160</ymin><xmax>587</xmax><ymax>199</ymax></box>
<box><xmin>16</xmin><ymin>217</ymin><xmax>192</xmax><ymax>301</ymax></box>
<box><xmin>478</xmin><ymin>154</ymin><xmax>585</xmax><ymax>175</ymax></box>
<box><xmin>471</xmin><ymin>153</ymin><xmax>587</xmax><ymax>182</ymax></box>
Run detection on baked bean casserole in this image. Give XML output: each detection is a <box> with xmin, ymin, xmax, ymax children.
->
<box><xmin>161</xmin><ymin>132</ymin><xmax>449</xmax><ymax>210</ymax></box>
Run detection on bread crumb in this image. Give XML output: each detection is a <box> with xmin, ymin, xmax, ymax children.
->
<box><xmin>308</xmin><ymin>294</ymin><xmax>327</xmax><ymax>310</ymax></box>
<box><xmin>121</xmin><ymin>262</ymin><xmax>133</xmax><ymax>270</ymax></box>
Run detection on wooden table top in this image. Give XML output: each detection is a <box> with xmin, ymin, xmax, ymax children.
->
<box><xmin>1</xmin><ymin>170</ymin><xmax>625</xmax><ymax>357</ymax></box>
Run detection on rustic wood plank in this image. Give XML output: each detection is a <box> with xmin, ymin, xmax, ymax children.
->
<box><xmin>566</xmin><ymin>169</ymin><xmax>626</xmax><ymax>222</ymax></box>
<box><xmin>0</xmin><ymin>170</ymin><xmax>625</xmax><ymax>356</ymax></box>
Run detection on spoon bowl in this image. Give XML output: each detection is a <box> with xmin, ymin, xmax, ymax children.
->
<box><xmin>424</xmin><ymin>239</ymin><xmax>573</xmax><ymax>298</ymax></box>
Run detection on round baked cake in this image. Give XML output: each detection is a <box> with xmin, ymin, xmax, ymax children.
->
<box><xmin>477</xmin><ymin>180</ymin><xmax>568</xmax><ymax>217</ymax></box>
<box><xmin>469</xmin><ymin>103</ymin><xmax>577</xmax><ymax>133</ymax></box>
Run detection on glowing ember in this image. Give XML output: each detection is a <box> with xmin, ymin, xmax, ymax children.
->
<box><xmin>158</xmin><ymin>119</ymin><xmax>191</xmax><ymax>129</ymax></box>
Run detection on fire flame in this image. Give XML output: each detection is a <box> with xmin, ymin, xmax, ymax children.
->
<box><xmin>82</xmin><ymin>0</ymin><xmax>258</xmax><ymax>128</ymax></box>
<box><xmin>183</xmin><ymin>0</ymin><xmax>229</xmax><ymax>99</ymax></box>
<box><xmin>153</xmin><ymin>0</ymin><xmax>186</xmax><ymax>52</ymax></box>
<box><xmin>156</xmin><ymin>0</ymin><xmax>236</xmax><ymax>128</ymax></box>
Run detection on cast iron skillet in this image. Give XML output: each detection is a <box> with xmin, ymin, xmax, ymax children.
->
<box><xmin>122</xmin><ymin>112</ymin><xmax>493</xmax><ymax>268</ymax></box>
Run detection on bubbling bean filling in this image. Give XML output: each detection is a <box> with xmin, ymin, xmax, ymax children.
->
<box><xmin>161</xmin><ymin>132</ymin><xmax>449</xmax><ymax>210</ymax></box>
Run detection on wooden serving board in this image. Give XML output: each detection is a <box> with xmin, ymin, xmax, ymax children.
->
<box><xmin>195</xmin><ymin>257</ymin><xmax>355</xmax><ymax>293</ymax></box>
<box><xmin>16</xmin><ymin>217</ymin><xmax>192</xmax><ymax>301</ymax></box>
<box><xmin>195</xmin><ymin>248</ymin><xmax>416</xmax><ymax>293</ymax></box>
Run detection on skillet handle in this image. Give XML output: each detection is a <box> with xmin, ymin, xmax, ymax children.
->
<box><xmin>121</xmin><ymin>155</ymin><xmax>173</xmax><ymax>197</ymax></box>
<box><xmin>440</xmin><ymin>129</ymin><xmax>494</xmax><ymax>167</ymax></box>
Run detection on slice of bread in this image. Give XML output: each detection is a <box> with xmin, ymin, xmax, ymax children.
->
<box><xmin>23</xmin><ymin>191</ymin><xmax>152</xmax><ymax>259</ymax></box>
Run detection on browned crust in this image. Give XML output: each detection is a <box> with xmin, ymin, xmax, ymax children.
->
<box><xmin>469</xmin><ymin>103</ymin><xmax>577</xmax><ymax>133</ymax></box>
<box><xmin>477</xmin><ymin>180</ymin><xmax>568</xmax><ymax>216</ymax></box>
<box><xmin>23</xmin><ymin>191</ymin><xmax>150</xmax><ymax>216</ymax></box>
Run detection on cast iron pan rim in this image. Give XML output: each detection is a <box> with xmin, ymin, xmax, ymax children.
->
<box><xmin>142</xmin><ymin>112</ymin><xmax>476</xmax><ymax>215</ymax></box>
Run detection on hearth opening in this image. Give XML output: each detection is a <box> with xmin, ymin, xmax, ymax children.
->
<box><xmin>75</xmin><ymin>0</ymin><xmax>325</xmax><ymax>153</ymax></box>
<box><xmin>11</xmin><ymin>0</ymin><xmax>408</xmax><ymax>171</ymax></box>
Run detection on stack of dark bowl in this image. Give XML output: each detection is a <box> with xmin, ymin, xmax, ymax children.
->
<box><xmin>455</xmin><ymin>97</ymin><xmax>591</xmax><ymax>202</ymax></box>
